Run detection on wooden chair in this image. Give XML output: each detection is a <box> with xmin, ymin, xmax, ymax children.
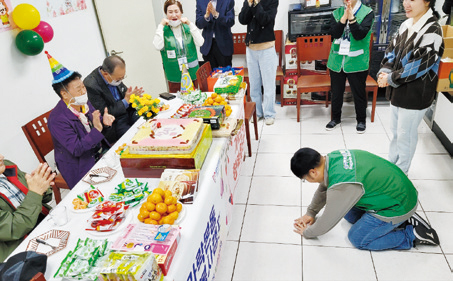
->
<box><xmin>296</xmin><ymin>34</ymin><xmax>378</xmax><ymax>123</ymax></box>
<box><xmin>30</xmin><ymin>272</ymin><xmax>46</xmax><ymax>281</ymax></box>
<box><xmin>232</xmin><ymin>30</ymin><xmax>284</xmax><ymax>102</ymax></box>
<box><xmin>196</xmin><ymin>61</ymin><xmax>212</xmax><ymax>92</ymax></box>
<box><xmin>22</xmin><ymin>110</ymin><xmax>70</xmax><ymax>204</ymax></box>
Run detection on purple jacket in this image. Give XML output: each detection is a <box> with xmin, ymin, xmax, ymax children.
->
<box><xmin>48</xmin><ymin>100</ymin><xmax>109</xmax><ymax>188</ymax></box>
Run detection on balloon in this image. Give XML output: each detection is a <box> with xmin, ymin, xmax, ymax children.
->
<box><xmin>33</xmin><ymin>21</ymin><xmax>54</xmax><ymax>43</ymax></box>
<box><xmin>12</xmin><ymin>4</ymin><xmax>40</xmax><ymax>30</ymax></box>
<box><xmin>15</xmin><ymin>30</ymin><xmax>44</xmax><ymax>56</ymax></box>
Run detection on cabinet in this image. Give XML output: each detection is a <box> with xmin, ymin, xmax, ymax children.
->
<box><xmin>432</xmin><ymin>92</ymin><xmax>453</xmax><ymax>156</ymax></box>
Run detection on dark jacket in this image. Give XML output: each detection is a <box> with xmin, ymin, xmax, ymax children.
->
<box><xmin>379</xmin><ymin>16</ymin><xmax>444</xmax><ymax>110</ymax></box>
<box><xmin>48</xmin><ymin>100</ymin><xmax>109</xmax><ymax>188</ymax></box>
<box><xmin>238</xmin><ymin>0</ymin><xmax>278</xmax><ymax>46</ymax></box>
<box><xmin>84</xmin><ymin>68</ymin><xmax>136</xmax><ymax>142</ymax></box>
<box><xmin>196</xmin><ymin>0</ymin><xmax>235</xmax><ymax>57</ymax></box>
<box><xmin>0</xmin><ymin>161</ymin><xmax>52</xmax><ymax>262</ymax></box>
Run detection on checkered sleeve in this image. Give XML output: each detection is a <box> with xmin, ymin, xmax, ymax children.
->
<box><xmin>389</xmin><ymin>24</ymin><xmax>444</xmax><ymax>87</ymax></box>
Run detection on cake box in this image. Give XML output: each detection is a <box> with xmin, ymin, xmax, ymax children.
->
<box><xmin>188</xmin><ymin>105</ymin><xmax>225</xmax><ymax>130</ymax></box>
<box><xmin>120</xmin><ymin>124</ymin><xmax>213</xmax><ymax>178</ymax></box>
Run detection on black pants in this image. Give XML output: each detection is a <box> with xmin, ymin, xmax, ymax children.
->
<box><xmin>330</xmin><ymin>69</ymin><xmax>368</xmax><ymax>123</ymax></box>
<box><xmin>202</xmin><ymin>38</ymin><xmax>232</xmax><ymax>69</ymax></box>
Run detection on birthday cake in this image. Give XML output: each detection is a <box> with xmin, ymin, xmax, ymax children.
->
<box><xmin>128</xmin><ymin>118</ymin><xmax>204</xmax><ymax>154</ymax></box>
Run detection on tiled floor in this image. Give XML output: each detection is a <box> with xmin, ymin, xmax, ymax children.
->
<box><xmin>214</xmin><ymin>101</ymin><xmax>453</xmax><ymax>281</ymax></box>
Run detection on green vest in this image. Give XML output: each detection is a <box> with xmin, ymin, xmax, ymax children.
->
<box><xmin>160</xmin><ymin>24</ymin><xmax>199</xmax><ymax>83</ymax></box>
<box><xmin>327</xmin><ymin>5</ymin><xmax>373</xmax><ymax>73</ymax></box>
<box><xmin>327</xmin><ymin>150</ymin><xmax>417</xmax><ymax>218</ymax></box>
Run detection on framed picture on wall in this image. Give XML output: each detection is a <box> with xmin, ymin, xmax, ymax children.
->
<box><xmin>0</xmin><ymin>0</ymin><xmax>12</xmax><ymax>32</ymax></box>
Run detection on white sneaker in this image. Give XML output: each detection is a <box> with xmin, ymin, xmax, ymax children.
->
<box><xmin>251</xmin><ymin>117</ymin><xmax>264</xmax><ymax>123</ymax></box>
<box><xmin>265</xmin><ymin>118</ymin><xmax>274</xmax><ymax>125</ymax></box>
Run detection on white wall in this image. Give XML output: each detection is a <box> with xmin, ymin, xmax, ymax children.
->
<box><xmin>0</xmin><ymin>0</ymin><xmax>106</xmax><ymax>172</ymax></box>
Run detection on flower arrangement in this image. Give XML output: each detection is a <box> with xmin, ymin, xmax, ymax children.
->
<box><xmin>129</xmin><ymin>94</ymin><xmax>162</xmax><ymax>120</ymax></box>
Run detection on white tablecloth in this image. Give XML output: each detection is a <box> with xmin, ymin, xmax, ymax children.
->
<box><xmin>8</xmin><ymin>97</ymin><xmax>246</xmax><ymax>281</ymax></box>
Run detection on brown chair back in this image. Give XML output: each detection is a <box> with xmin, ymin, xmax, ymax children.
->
<box><xmin>21</xmin><ymin>110</ymin><xmax>54</xmax><ymax>163</ymax></box>
<box><xmin>196</xmin><ymin>61</ymin><xmax>212</xmax><ymax>92</ymax></box>
<box><xmin>274</xmin><ymin>30</ymin><xmax>283</xmax><ymax>67</ymax></box>
<box><xmin>30</xmin><ymin>272</ymin><xmax>46</xmax><ymax>281</ymax></box>
<box><xmin>232</xmin><ymin>33</ymin><xmax>247</xmax><ymax>55</ymax></box>
<box><xmin>232</xmin><ymin>31</ymin><xmax>284</xmax><ymax>59</ymax></box>
<box><xmin>296</xmin><ymin>35</ymin><xmax>331</xmax><ymax>75</ymax></box>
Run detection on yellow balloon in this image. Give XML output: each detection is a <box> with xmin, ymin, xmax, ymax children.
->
<box><xmin>12</xmin><ymin>4</ymin><xmax>41</xmax><ymax>30</ymax></box>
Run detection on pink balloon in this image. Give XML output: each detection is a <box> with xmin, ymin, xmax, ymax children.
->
<box><xmin>32</xmin><ymin>21</ymin><xmax>54</xmax><ymax>43</ymax></box>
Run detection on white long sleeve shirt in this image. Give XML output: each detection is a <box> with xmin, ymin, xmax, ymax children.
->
<box><xmin>153</xmin><ymin>22</ymin><xmax>204</xmax><ymax>51</ymax></box>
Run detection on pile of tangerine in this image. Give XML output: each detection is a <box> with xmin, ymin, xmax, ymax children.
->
<box><xmin>202</xmin><ymin>93</ymin><xmax>232</xmax><ymax>117</ymax></box>
<box><xmin>137</xmin><ymin>188</ymin><xmax>182</xmax><ymax>225</ymax></box>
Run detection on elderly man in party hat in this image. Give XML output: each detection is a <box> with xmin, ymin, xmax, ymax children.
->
<box><xmin>46</xmin><ymin>52</ymin><xmax>115</xmax><ymax>189</ymax></box>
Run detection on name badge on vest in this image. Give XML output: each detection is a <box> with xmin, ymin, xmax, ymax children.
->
<box><xmin>178</xmin><ymin>57</ymin><xmax>188</xmax><ymax>71</ymax></box>
<box><xmin>167</xmin><ymin>50</ymin><xmax>176</xmax><ymax>59</ymax></box>
<box><xmin>338</xmin><ymin>39</ymin><xmax>350</xmax><ymax>55</ymax></box>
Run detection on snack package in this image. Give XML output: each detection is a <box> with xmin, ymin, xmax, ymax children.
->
<box><xmin>187</xmin><ymin>105</ymin><xmax>225</xmax><ymax>130</ymax></box>
<box><xmin>157</xmin><ymin>180</ymin><xmax>197</xmax><ymax>204</ymax></box>
<box><xmin>99</xmin><ymin>252</ymin><xmax>163</xmax><ymax>281</ymax></box>
<box><xmin>72</xmin><ymin>185</ymin><xmax>105</xmax><ymax>210</ymax></box>
<box><xmin>170</xmin><ymin>104</ymin><xmax>195</xmax><ymax>119</ymax></box>
<box><xmin>109</xmin><ymin>179</ymin><xmax>149</xmax><ymax>207</ymax></box>
<box><xmin>214</xmin><ymin>75</ymin><xmax>243</xmax><ymax>94</ymax></box>
<box><xmin>86</xmin><ymin>201</ymin><xmax>129</xmax><ymax>232</ymax></box>
<box><xmin>54</xmin><ymin>238</ymin><xmax>111</xmax><ymax>280</ymax></box>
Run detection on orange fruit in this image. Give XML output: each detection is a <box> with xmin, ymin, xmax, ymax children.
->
<box><xmin>149</xmin><ymin>211</ymin><xmax>161</xmax><ymax>221</ymax></box>
<box><xmin>164</xmin><ymin>196</ymin><xmax>174</xmax><ymax>205</ymax></box>
<box><xmin>220</xmin><ymin>101</ymin><xmax>227</xmax><ymax>106</ymax></box>
<box><xmin>156</xmin><ymin>203</ymin><xmax>168</xmax><ymax>214</ymax></box>
<box><xmin>207</xmin><ymin>98</ymin><xmax>214</xmax><ymax>104</ymax></box>
<box><xmin>169</xmin><ymin>211</ymin><xmax>179</xmax><ymax>220</ymax></box>
<box><xmin>214</xmin><ymin>96</ymin><xmax>222</xmax><ymax>103</ymax></box>
<box><xmin>144</xmin><ymin>218</ymin><xmax>155</xmax><ymax>224</ymax></box>
<box><xmin>211</xmin><ymin>93</ymin><xmax>218</xmax><ymax>99</ymax></box>
<box><xmin>167</xmin><ymin>204</ymin><xmax>177</xmax><ymax>213</ymax></box>
<box><xmin>158</xmin><ymin>218</ymin><xmax>165</xmax><ymax>225</ymax></box>
<box><xmin>176</xmin><ymin>203</ymin><xmax>183</xmax><ymax>212</ymax></box>
<box><xmin>172</xmin><ymin>197</ymin><xmax>178</xmax><ymax>205</ymax></box>
<box><xmin>149</xmin><ymin>193</ymin><xmax>163</xmax><ymax>204</ymax></box>
<box><xmin>164</xmin><ymin>190</ymin><xmax>173</xmax><ymax>198</ymax></box>
<box><xmin>162</xmin><ymin>216</ymin><xmax>175</xmax><ymax>225</ymax></box>
<box><xmin>153</xmin><ymin>188</ymin><xmax>165</xmax><ymax>197</ymax></box>
<box><xmin>137</xmin><ymin>213</ymin><xmax>147</xmax><ymax>222</ymax></box>
<box><xmin>139</xmin><ymin>209</ymin><xmax>150</xmax><ymax>218</ymax></box>
<box><xmin>213</xmin><ymin>102</ymin><xmax>219</xmax><ymax>106</ymax></box>
<box><xmin>144</xmin><ymin>202</ymin><xmax>155</xmax><ymax>212</ymax></box>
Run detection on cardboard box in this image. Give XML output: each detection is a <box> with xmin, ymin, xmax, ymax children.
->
<box><xmin>188</xmin><ymin>105</ymin><xmax>225</xmax><ymax>130</ymax></box>
<box><xmin>285</xmin><ymin>42</ymin><xmax>298</xmax><ymax>74</ymax></box>
<box><xmin>120</xmin><ymin>125</ymin><xmax>212</xmax><ymax>178</ymax></box>
<box><xmin>283</xmin><ymin>74</ymin><xmax>298</xmax><ymax>98</ymax></box>
<box><xmin>436</xmin><ymin>26</ymin><xmax>453</xmax><ymax>93</ymax></box>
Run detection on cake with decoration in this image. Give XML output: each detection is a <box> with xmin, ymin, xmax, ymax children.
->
<box><xmin>128</xmin><ymin>118</ymin><xmax>204</xmax><ymax>154</ymax></box>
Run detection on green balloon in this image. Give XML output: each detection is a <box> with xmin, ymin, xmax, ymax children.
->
<box><xmin>15</xmin><ymin>30</ymin><xmax>44</xmax><ymax>56</ymax></box>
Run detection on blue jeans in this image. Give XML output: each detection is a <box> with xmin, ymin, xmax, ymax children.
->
<box><xmin>345</xmin><ymin>207</ymin><xmax>415</xmax><ymax>251</ymax></box>
<box><xmin>389</xmin><ymin>105</ymin><xmax>428</xmax><ymax>174</ymax></box>
<box><xmin>246</xmin><ymin>46</ymin><xmax>277</xmax><ymax>119</ymax></box>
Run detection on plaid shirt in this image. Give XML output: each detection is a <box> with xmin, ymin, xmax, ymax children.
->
<box><xmin>0</xmin><ymin>174</ymin><xmax>25</xmax><ymax>208</ymax></box>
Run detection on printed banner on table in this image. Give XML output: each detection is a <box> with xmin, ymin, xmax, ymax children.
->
<box><xmin>46</xmin><ymin>0</ymin><xmax>87</xmax><ymax>18</ymax></box>
<box><xmin>0</xmin><ymin>0</ymin><xmax>12</xmax><ymax>32</ymax></box>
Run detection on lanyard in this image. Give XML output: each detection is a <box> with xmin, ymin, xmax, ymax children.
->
<box><xmin>173</xmin><ymin>25</ymin><xmax>187</xmax><ymax>58</ymax></box>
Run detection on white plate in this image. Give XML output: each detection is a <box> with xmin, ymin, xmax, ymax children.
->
<box><xmin>86</xmin><ymin>210</ymin><xmax>132</xmax><ymax>237</ymax></box>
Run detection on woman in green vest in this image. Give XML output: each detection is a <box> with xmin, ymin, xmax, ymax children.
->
<box><xmin>325</xmin><ymin>0</ymin><xmax>374</xmax><ymax>134</ymax></box>
<box><xmin>153</xmin><ymin>0</ymin><xmax>204</xmax><ymax>93</ymax></box>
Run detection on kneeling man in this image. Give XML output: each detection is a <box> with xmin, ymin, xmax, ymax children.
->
<box><xmin>290</xmin><ymin>148</ymin><xmax>439</xmax><ymax>250</ymax></box>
